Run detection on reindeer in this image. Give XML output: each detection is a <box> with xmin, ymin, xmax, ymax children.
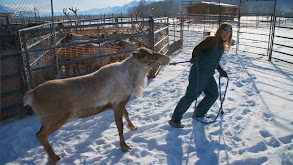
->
<box><xmin>23</xmin><ymin>47</ymin><xmax>170</xmax><ymax>164</ymax></box>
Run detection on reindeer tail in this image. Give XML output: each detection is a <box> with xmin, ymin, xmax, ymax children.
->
<box><xmin>23</xmin><ymin>90</ymin><xmax>34</xmax><ymax>106</ymax></box>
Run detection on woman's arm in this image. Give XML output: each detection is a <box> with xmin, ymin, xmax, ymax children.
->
<box><xmin>190</xmin><ymin>37</ymin><xmax>217</xmax><ymax>64</ymax></box>
<box><xmin>217</xmin><ymin>65</ymin><xmax>228</xmax><ymax>77</ymax></box>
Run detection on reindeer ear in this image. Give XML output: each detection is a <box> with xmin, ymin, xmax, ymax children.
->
<box><xmin>132</xmin><ymin>48</ymin><xmax>140</xmax><ymax>56</ymax></box>
<box><xmin>132</xmin><ymin>47</ymin><xmax>150</xmax><ymax>59</ymax></box>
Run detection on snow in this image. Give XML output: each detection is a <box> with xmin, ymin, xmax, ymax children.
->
<box><xmin>1</xmin><ymin>31</ymin><xmax>293</xmax><ymax>165</ymax></box>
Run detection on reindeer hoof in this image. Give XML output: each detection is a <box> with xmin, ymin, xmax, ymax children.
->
<box><xmin>121</xmin><ymin>145</ymin><xmax>132</xmax><ymax>152</ymax></box>
<box><xmin>48</xmin><ymin>154</ymin><xmax>62</xmax><ymax>165</ymax></box>
<box><xmin>127</xmin><ymin>125</ymin><xmax>137</xmax><ymax>131</ymax></box>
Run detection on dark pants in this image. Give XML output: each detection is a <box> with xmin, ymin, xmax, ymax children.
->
<box><xmin>171</xmin><ymin>64</ymin><xmax>219</xmax><ymax>122</ymax></box>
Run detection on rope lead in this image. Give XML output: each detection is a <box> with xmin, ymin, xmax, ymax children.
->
<box><xmin>194</xmin><ymin>63</ymin><xmax>229</xmax><ymax>124</ymax></box>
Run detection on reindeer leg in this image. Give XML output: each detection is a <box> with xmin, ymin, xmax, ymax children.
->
<box><xmin>72</xmin><ymin>64</ymin><xmax>77</xmax><ymax>75</ymax></box>
<box><xmin>119</xmin><ymin>96</ymin><xmax>136</xmax><ymax>130</ymax></box>
<box><xmin>123</xmin><ymin>108</ymin><xmax>137</xmax><ymax>131</ymax></box>
<box><xmin>113</xmin><ymin>97</ymin><xmax>132</xmax><ymax>152</ymax></box>
<box><xmin>37</xmin><ymin>126</ymin><xmax>61</xmax><ymax>164</ymax></box>
<box><xmin>37</xmin><ymin>112</ymin><xmax>70</xmax><ymax>164</ymax></box>
<box><xmin>77</xmin><ymin>63</ymin><xmax>81</xmax><ymax>74</ymax></box>
<box><xmin>65</xmin><ymin>64</ymin><xmax>70</xmax><ymax>76</ymax></box>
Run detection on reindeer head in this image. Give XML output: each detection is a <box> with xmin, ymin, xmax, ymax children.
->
<box><xmin>132</xmin><ymin>47</ymin><xmax>170</xmax><ymax>66</ymax></box>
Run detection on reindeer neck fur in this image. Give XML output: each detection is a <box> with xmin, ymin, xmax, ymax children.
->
<box><xmin>121</xmin><ymin>55</ymin><xmax>151</xmax><ymax>97</ymax></box>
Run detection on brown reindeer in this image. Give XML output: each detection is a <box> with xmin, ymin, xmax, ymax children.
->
<box><xmin>23</xmin><ymin>47</ymin><xmax>170</xmax><ymax>164</ymax></box>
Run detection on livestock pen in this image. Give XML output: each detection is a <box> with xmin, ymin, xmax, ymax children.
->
<box><xmin>1</xmin><ymin>0</ymin><xmax>292</xmax><ymax>122</ymax></box>
<box><xmin>1</xmin><ymin>16</ymin><xmax>181</xmax><ymax>121</ymax></box>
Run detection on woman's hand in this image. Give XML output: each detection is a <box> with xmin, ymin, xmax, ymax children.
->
<box><xmin>190</xmin><ymin>57</ymin><xmax>198</xmax><ymax>64</ymax></box>
<box><xmin>219</xmin><ymin>70</ymin><xmax>228</xmax><ymax>77</ymax></box>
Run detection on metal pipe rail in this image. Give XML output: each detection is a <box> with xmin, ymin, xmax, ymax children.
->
<box><xmin>273</xmin><ymin>43</ymin><xmax>293</xmax><ymax>49</ymax></box>
<box><xmin>238</xmin><ymin>31</ymin><xmax>269</xmax><ymax>37</ymax></box>
<box><xmin>154</xmin><ymin>36</ymin><xmax>168</xmax><ymax>48</ymax></box>
<box><xmin>1</xmin><ymin>33</ymin><xmax>149</xmax><ymax>57</ymax></box>
<box><xmin>153</xmin><ymin>17</ymin><xmax>169</xmax><ymax>21</ymax></box>
<box><xmin>238</xmin><ymin>37</ymin><xmax>269</xmax><ymax>44</ymax></box>
<box><xmin>274</xmin><ymin>35</ymin><xmax>293</xmax><ymax>40</ymax></box>
<box><xmin>154</xmin><ymin>26</ymin><xmax>168</xmax><ymax>34</ymax></box>
<box><xmin>157</xmin><ymin>41</ymin><xmax>169</xmax><ymax>55</ymax></box>
<box><xmin>275</xmin><ymin>26</ymin><xmax>293</xmax><ymax>30</ymax></box>
<box><xmin>271</xmin><ymin>57</ymin><xmax>293</xmax><ymax>64</ymax></box>
<box><xmin>18</xmin><ymin>22</ymin><xmax>53</xmax><ymax>32</ymax></box>
<box><xmin>238</xmin><ymin>49</ymin><xmax>267</xmax><ymax>57</ymax></box>
<box><xmin>29</xmin><ymin>50</ymin><xmax>135</xmax><ymax>72</ymax></box>
<box><xmin>240</xmin><ymin>43</ymin><xmax>268</xmax><ymax>50</ymax></box>
<box><xmin>18</xmin><ymin>19</ymin><xmax>150</xmax><ymax>33</ymax></box>
<box><xmin>273</xmin><ymin>50</ymin><xmax>293</xmax><ymax>57</ymax></box>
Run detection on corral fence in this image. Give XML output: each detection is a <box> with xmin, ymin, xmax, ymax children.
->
<box><xmin>182</xmin><ymin>14</ymin><xmax>293</xmax><ymax>65</ymax></box>
<box><xmin>236</xmin><ymin>15</ymin><xmax>293</xmax><ymax>64</ymax></box>
<box><xmin>181</xmin><ymin>0</ymin><xmax>293</xmax><ymax>65</ymax></box>
<box><xmin>1</xmin><ymin>13</ymin><xmax>182</xmax><ymax>121</ymax></box>
<box><xmin>2</xmin><ymin>0</ymin><xmax>293</xmax><ymax>121</ymax></box>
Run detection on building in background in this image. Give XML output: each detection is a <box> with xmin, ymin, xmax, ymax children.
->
<box><xmin>185</xmin><ymin>1</ymin><xmax>238</xmax><ymax>16</ymax></box>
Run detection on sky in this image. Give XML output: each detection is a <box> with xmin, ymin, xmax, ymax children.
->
<box><xmin>1</xmin><ymin>0</ymin><xmax>150</xmax><ymax>13</ymax></box>
<box><xmin>1</xmin><ymin>0</ymin><xmax>292</xmax><ymax>14</ymax></box>
<box><xmin>53</xmin><ymin>0</ymin><xmax>135</xmax><ymax>12</ymax></box>
<box><xmin>53</xmin><ymin>0</ymin><xmax>164</xmax><ymax>12</ymax></box>
<box><xmin>52</xmin><ymin>0</ymin><xmax>293</xmax><ymax>13</ymax></box>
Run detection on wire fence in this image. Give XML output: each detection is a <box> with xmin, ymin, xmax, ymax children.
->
<box><xmin>1</xmin><ymin>0</ymin><xmax>54</xmax><ymax>120</ymax></box>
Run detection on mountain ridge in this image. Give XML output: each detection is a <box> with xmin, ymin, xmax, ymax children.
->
<box><xmin>54</xmin><ymin>0</ymin><xmax>155</xmax><ymax>16</ymax></box>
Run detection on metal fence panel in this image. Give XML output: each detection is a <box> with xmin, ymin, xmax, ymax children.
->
<box><xmin>1</xmin><ymin>0</ymin><xmax>53</xmax><ymax>120</ymax></box>
<box><xmin>271</xmin><ymin>18</ymin><xmax>293</xmax><ymax>64</ymax></box>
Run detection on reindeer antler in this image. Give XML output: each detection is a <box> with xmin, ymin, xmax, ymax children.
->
<box><xmin>63</xmin><ymin>8</ymin><xmax>70</xmax><ymax>18</ymax></box>
<box><xmin>69</xmin><ymin>7</ymin><xmax>80</xmax><ymax>25</ymax></box>
<box><xmin>69</xmin><ymin>7</ymin><xmax>79</xmax><ymax>14</ymax></box>
<box><xmin>63</xmin><ymin>8</ymin><xmax>72</xmax><ymax>26</ymax></box>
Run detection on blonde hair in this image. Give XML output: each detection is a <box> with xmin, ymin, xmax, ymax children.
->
<box><xmin>215</xmin><ymin>22</ymin><xmax>233</xmax><ymax>52</ymax></box>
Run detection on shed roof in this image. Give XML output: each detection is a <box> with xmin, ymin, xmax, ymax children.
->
<box><xmin>0</xmin><ymin>13</ymin><xmax>14</xmax><ymax>16</ymax></box>
<box><xmin>187</xmin><ymin>1</ymin><xmax>238</xmax><ymax>8</ymax></box>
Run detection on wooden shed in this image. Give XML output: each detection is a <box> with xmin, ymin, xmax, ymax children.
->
<box><xmin>186</xmin><ymin>1</ymin><xmax>238</xmax><ymax>16</ymax></box>
<box><xmin>0</xmin><ymin>13</ymin><xmax>13</xmax><ymax>25</ymax></box>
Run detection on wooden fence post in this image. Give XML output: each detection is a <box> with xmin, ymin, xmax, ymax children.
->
<box><xmin>149</xmin><ymin>17</ymin><xmax>154</xmax><ymax>51</ymax></box>
<box><xmin>267</xmin><ymin>15</ymin><xmax>276</xmax><ymax>61</ymax></box>
<box><xmin>180</xmin><ymin>15</ymin><xmax>184</xmax><ymax>46</ymax></box>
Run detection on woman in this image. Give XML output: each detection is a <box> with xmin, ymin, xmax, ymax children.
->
<box><xmin>169</xmin><ymin>22</ymin><xmax>233</xmax><ymax>128</ymax></box>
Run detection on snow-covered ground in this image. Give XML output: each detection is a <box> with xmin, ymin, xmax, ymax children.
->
<box><xmin>1</xmin><ymin>31</ymin><xmax>293</xmax><ymax>165</ymax></box>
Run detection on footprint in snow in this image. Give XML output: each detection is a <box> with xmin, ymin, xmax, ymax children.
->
<box><xmin>262</xmin><ymin>112</ymin><xmax>272</xmax><ymax>121</ymax></box>
<box><xmin>246</xmin><ymin>100</ymin><xmax>256</xmax><ymax>107</ymax></box>
<box><xmin>235</xmin><ymin>81</ymin><xmax>244</xmax><ymax>87</ymax></box>
<box><xmin>259</xmin><ymin>130</ymin><xmax>281</xmax><ymax>148</ymax></box>
<box><xmin>259</xmin><ymin>130</ymin><xmax>271</xmax><ymax>138</ymax></box>
<box><xmin>241</xmin><ymin>108</ymin><xmax>251</xmax><ymax>115</ymax></box>
<box><xmin>227</xmin><ymin>97</ymin><xmax>234</xmax><ymax>101</ymax></box>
